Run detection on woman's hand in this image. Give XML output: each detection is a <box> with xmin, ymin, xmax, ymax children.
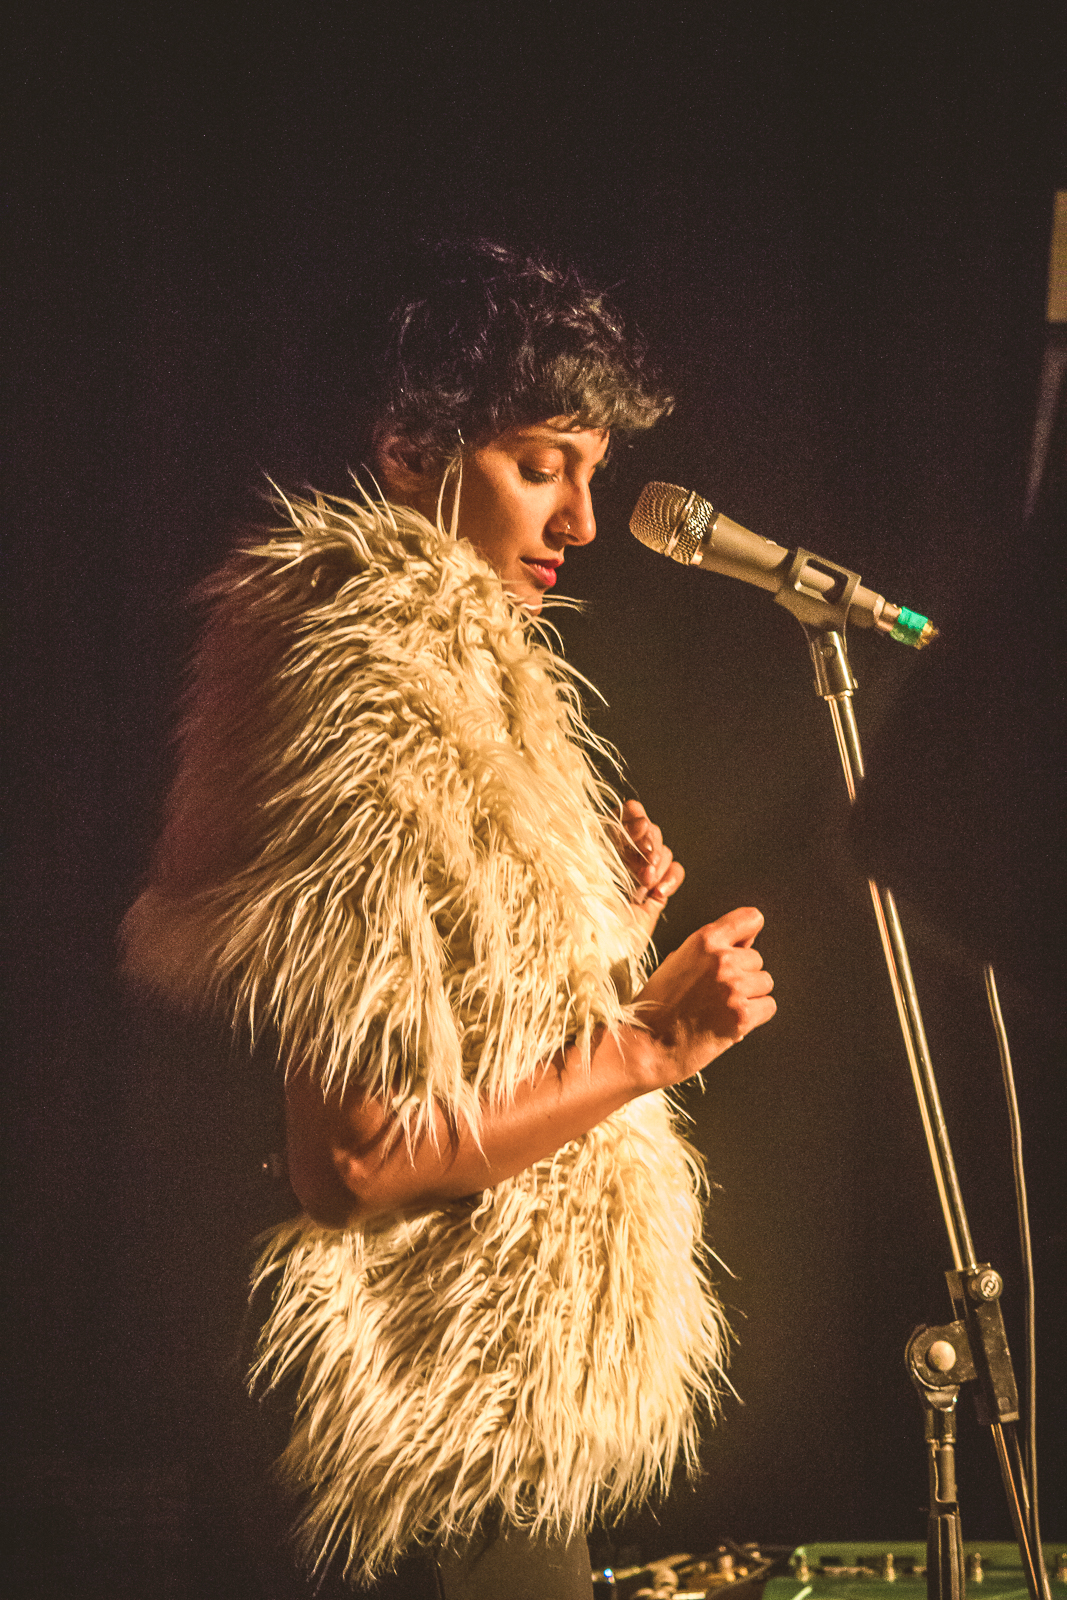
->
<box><xmin>633</xmin><ymin>906</ymin><xmax>776</xmax><ymax>1087</ymax></box>
<box><xmin>618</xmin><ymin>798</ymin><xmax>685</xmax><ymax>941</ymax></box>
<box><xmin>616</xmin><ymin>807</ymin><xmax>775</xmax><ymax>1074</ymax></box>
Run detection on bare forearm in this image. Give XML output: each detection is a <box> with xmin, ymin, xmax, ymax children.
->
<box><xmin>286</xmin><ymin>907</ymin><xmax>777</xmax><ymax>1228</ymax></box>
<box><xmin>286</xmin><ymin>1025</ymin><xmax>661</xmax><ymax>1227</ymax></box>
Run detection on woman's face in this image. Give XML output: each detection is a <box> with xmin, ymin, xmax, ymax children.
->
<box><xmin>453</xmin><ymin>419</ymin><xmax>609</xmax><ymax>611</ymax></box>
<box><xmin>381</xmin><ymin>417</ymin><xmax>610</xmax><ymax>613</ymax></box>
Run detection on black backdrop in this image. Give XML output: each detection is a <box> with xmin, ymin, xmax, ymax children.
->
<box><xmin>9</xmin><ymin>5</ymin><xmax>1066</xmax><ymax>1595</ymax></box>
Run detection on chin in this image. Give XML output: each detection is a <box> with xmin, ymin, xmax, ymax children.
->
<box><xmin>503</xmin><ymin>581</ymin><xmax>545</xmax><ymax>612</ymax></box>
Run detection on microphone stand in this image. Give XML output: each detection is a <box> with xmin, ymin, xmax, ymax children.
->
<box><xmin>790</xmin><ymin>615</ymin><xmax>1051</xmax><ymax>1600</ymax></box>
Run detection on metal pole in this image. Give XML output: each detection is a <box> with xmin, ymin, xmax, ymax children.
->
<box><xmin>804</xmin><ymin>627</ymin><xmax>973</xmax><ymax>1269</ymax></box>
<box><xmin>802</xmin><ymin>624</ymin><xmax>1048</xmax><ymax>1600</ymax></box>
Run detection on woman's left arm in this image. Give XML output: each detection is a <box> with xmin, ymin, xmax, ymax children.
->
<box><xmin>285</xmin><ymin>799</ymin><xmax>698</xmax><ymax>1227</ymax></box>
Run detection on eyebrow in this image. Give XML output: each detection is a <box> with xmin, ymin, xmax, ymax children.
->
<box><xmin>514</xmin><ymin>426</ymin><xmax>609</xmax><ymax>460</ymax></box>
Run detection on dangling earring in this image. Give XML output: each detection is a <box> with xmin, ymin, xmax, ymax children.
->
<box><xmin>436</xmin><ymin>429</ymin><xmax>464</xmax><ymax>539</ymax></box>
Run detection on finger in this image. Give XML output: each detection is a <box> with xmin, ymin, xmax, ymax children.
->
<box><xmin>622</xmin><ymin>830</ymin><xmax>666</xmax><ymax>891</ymax></box>
<box><xmin>652</xmin><ymin>864</ymin><xmax>684</xmax><ymax>902</ymax></box>
<box><xmin>621</xmin><ymin>802</ymin><xmax>658</xmax><ymax>851</ymax></box>
<box><xmin>734</xmin><ymin>968</ymin><xmax>774</xmax><ymax>996</ymax></box>
<box><xmin>748</xmin><ymin>993</ymin><xmax>777</xmax><ymax>1024</ymax></box>
<box><xmin>621</xmin><ymin>799</ymin><xmax>648</xmax><ymax>832</ymax></box>
<box><xmin>648</xmin><ymin>857</ymin><xmax>684</xmax><ymax>903</ymax></box>
<box><xmin>645</xmin><ymin>846</ymin><xmax>674</xmax><ymax>893</ymax></box>
<box><xmin>702</xmin><ymin>906</ymin><xmax>765</xmax><ymax>949</ymax></box>
<box><xmin>735</xmin><ymin>994</ymin><xmax>778</xmax><ymax>1037</ymax></box>
<box><xmin>715</xmin><ymin>945</ymin><xmax>765</xmax><ymax>975</ymax></box>
<box><xmin>629</xmin><ymin>821</ymin><xmax>662</xmax><ymax>865</ymax></box>
<box><xmin>640</xmin><ymin>834</ymin><xmax>665</xmax><ymax>879</ymax></box>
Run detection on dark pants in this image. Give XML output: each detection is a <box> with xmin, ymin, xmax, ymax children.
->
<box><xmin>357</xmin><ymin>1526</ymin><xmax>594</xmax><ymax>1599</ymax></box>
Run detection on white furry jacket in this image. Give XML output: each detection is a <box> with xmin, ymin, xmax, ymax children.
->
<box><xmin>123</xmin><ymin>491</ymin><xmax>726</xmax><ymax>1584</ymax></box>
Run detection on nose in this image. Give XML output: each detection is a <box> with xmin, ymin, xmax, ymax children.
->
<box><xmin>550</xmin><ymin>482</ymin><xmax>597</xmax><ymax>546</ymax></box>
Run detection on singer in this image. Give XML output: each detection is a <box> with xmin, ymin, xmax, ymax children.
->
<box><xmin>122</xmin><ymin>243</ymin><xmax>776</xmax><ymax>1598</ymax></box>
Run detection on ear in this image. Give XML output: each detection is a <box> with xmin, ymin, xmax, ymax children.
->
<box><xmin>372</xmin><ymin>426</ymin><xmax>439</xmax><ymax>510</ymax></box>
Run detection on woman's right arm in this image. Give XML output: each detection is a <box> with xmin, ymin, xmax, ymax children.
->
<box><xmin>285</xmin><ymin>906</ymin><xmax>776</xmax><ymax>1227</ymax></box>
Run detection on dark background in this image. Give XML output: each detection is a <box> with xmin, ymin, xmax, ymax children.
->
<box><xmin>8</xmin><ymin>4</ymin><xmax>1066</xmax><ymax>1595</ymax></box>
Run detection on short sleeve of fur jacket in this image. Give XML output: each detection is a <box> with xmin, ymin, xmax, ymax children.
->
<box><xmin>122</xmin><ymin>491</ymin><xmax>726</xmax><ymax>1584</ymax></box>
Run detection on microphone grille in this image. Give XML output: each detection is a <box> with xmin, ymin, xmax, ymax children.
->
<box><xmin>630</xmin><ymin>482</ymin><xmax>715</xmax><ymax>564</ymax></box>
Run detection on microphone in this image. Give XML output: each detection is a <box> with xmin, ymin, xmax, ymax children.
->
<box><xmin>630</xmin><ymin>482</ymin><xmax>937</xmax><ymax>647</ymax></box>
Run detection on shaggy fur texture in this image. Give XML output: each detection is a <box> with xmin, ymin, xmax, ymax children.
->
<box><xmin>123</xmin><ymin>492</ymin><xmax>727</xmax><ymax>1583</ymax></box>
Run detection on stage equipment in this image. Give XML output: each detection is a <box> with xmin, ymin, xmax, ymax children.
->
<box><xmin>595</xmin><ymin>1542</ymin><xmax>1066</xmax><ymax>1600</ymax></box>
<box><xmin>630</xmin><ymin>483</ymin><xmax>937</xmax><ymax>646</ymax></box>
<box><xmin>594</xmin><ymin>1538</ymin><xmax>780</xmax><ymax>1599</ymax></box>
<box><xmin>764</xmin><ymin>1544</ymin><xmax>1066</xmax><ymax>1600</ymax></box>
<box><xmin>630</xmin><ymin>486</ymin><xmax>1052</xmax><ymax>1600</ymax></box>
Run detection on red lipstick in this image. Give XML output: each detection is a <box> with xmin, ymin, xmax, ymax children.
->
<box><xmin>522</xmin><ymin>559</ymin><xmax>560</xmax><ymax>589</ymax></box>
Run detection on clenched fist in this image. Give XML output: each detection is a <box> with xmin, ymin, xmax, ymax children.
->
<box><xmin>635</xmin><ymin>906</ymin><xmax>776</xmax><ymax>1085</ymax></box>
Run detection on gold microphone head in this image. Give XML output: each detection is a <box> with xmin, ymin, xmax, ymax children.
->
<box><xmin>630</xmin><ymin>482</ymin><xmax>715</xmax><ymax>564</ymax></box>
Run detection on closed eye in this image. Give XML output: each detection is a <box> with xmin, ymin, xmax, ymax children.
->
<box><xmin>519</xmin><ymin>466</ymin><xmax>558</xmax><ymax>485</ymax></box>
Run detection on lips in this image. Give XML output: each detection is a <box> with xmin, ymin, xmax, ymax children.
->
<box><xmin>521</xmin><ymin>558</ymin><xmax>561</xmax><ymax>588</ymax></box>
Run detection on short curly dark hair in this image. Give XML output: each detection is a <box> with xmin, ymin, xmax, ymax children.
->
<box><xmin>374</xmin><ymin>241</ymin><xmax>673</xmax><ymax>464</ymax></box>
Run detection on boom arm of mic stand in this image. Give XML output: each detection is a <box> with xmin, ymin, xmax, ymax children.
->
<box><xmin>800</xmin><ymin>625</ymin><xmax>1050</xmax><ymax>1600</ymax></box>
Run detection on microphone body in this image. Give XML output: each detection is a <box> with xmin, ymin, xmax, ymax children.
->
<box><xmin>630</xmin><ymin>482</ymin><xmax>936</xmax><ymax>646</ymax></box>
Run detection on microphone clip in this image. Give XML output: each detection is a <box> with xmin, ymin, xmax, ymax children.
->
<box><xmin>773</xmin><ymin>548</ymin><xmax>862</xmax><ymax>631</ymax></box>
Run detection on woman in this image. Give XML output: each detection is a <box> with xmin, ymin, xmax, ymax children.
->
<box><xmin>123</xmin><ymin>244</ymin><xmax>775</xmax><ymax>1598</ymax></box>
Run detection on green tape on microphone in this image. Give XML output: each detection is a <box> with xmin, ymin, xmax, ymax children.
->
<box><xmin>890</xmin><ymin>606</ymin><xmax>935</xmax><ymax>648</ymax></box>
